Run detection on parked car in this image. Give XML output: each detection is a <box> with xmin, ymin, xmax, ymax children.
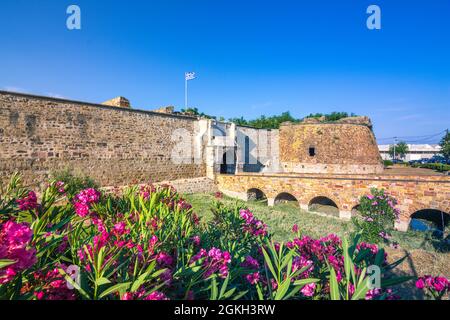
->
<box><xmin>428</xmin><ymin>156</ymin><xmax>446</xmax><ymax>163</ymax></box>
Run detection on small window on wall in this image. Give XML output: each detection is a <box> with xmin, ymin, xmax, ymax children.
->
<box><xmin>309</xmin><ymin>147</ymin><xmax>316</xmax><ymax>157</ymax></box>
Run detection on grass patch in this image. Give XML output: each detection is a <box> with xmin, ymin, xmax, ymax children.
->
<box><xmin>184</xmin><ymin>193</ymin><xmax>449</xmax><ymax>253</ymax></box>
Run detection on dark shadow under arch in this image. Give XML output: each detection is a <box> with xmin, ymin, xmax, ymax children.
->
<box><xmin>274</xmin><ymin>193</ymin><xmax>299</xmax><ymax>206</ymax></box>
<box><xmin>247</xmin><ymin>188</ymin><xmax>268</xmax><ymax>204</ymax></box>
<box><xmin>308</xmin><ymin>196</ymin><xmax>339</xmax><ymax>217</ymax></box>
<box><xmin>409</xmin><ymin>209</ymin><xmax>450</xmax><ymax>239</ymax></box>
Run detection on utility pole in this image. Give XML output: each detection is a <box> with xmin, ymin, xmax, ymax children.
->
<box><xmin>393</xmin><ymin>137</ymin><xmax>397</xmax><ymax>161</ymax></box>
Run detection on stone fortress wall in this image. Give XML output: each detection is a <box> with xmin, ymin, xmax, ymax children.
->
<box><xmin>279</xmin><ymin>120</ymin><xmax>384</xmax><ymax>174</ymax></box>
<box><xmin>0</xmin><ymin>91</ymin><xmax>207</xmax><ymax>189</ymax></box>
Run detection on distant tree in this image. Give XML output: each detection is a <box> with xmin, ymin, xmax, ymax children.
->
<box><xmin>228</xmin><ymin>116</ymin><xmax>249</xmax><ymax>127</ymax></box>
<box><xmin>180</xmin><ymin>107</ymin><xmax>215</xmax><ymax>119</ymax></box>
<box><xmin>440</xmin><ymin>130</ymin><xmax>450</xmax><ymax>160</ymax></box>
<box><xmin>388</xmin><ymin>141</ymin><xmax>409</xmax><ymax>160</ymax></box>
<box><xmin>303</xmin><ymin>111</ymin><xmax>357</xmax><ymax>122</ymax></box>
<box><xmin>229</xmin><ymin>112</ymin><xmax>300</xmax><ymax>129</ymax></box>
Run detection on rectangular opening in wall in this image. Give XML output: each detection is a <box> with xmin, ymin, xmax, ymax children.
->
<box><xmin>309</xmin><ymin>147</ymin><xmax>316</xmax><ymax>157</ymax></box>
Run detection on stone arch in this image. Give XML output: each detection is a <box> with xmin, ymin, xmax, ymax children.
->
<box><xmin>409</xmin><ymin>208</ymin><xmax>450</xmax><ymax>237</ymax></box>
<box><xmin>274</xmin><ymin>192</ymin><xmax>299</xmax><ymax>206</ymax></box>
<box><xmin>308</xmin><ymin>196</ymin><xmax>340</xmax><ymax>217</ymax></box>
<box><xmin>247</xmin><ymin>188</ymin><xmax>268</xmax><ymax>204</ymax></box>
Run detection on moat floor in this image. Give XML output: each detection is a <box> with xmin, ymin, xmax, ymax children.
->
<box><xmin>382</xmin><ymin>166</ymin><xmax>447</xmax><ymax>176</ymax></box>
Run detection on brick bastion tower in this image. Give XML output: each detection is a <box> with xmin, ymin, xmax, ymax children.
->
<box><xmin>278</xmin><ymin>117</ymin><xmax>384</xmax><ymax>175</ymax></box>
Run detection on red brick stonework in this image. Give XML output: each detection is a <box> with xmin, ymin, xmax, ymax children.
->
<box><xmin>216</xmin><ymin>173</ymin><xmax>450</xmax><ymax>231</ymax></box>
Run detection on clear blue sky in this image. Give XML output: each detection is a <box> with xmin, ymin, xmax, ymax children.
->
<box><xmin>0</xmin><ymin>0</ymin><xmax>449</xmax><ymax>143</ymax></box>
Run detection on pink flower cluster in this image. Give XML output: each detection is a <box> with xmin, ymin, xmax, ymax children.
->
<box><xmin>0</xmin><ymin>221</ymin><xmax>36</xmax><ymax>284</ymax></box>
<box><xmin>122</xmin><ymin>290</ymin><xmax>169</xmax><ymax>300</ymax></box>
<box><xmin>139</xmin><ymin>184</ymin><xmax>156</xmax><ymax>200</ymax></box>
<box><xmin>365</xmin><ymin>288</ymin><xmax>399</xmax><ymax>300</ymax></box>
<box><xmin>191</xmin><ymin>247</ymin><xmax>231</xmax><ymax>279</ymax></box>
<box><xmin>356</xmin><ymin>242</ymin><xmax>387</xmax><ymax>264</ymax></box>
<box><xmin>31</xmin><ymin>266</ymin><xmax>76</xmax><ymax>300</ymax></box>
<box><xmin>239</xmin><ymin>209</ymin><xmax>268</xmax><ymax>237</ymax></box>
<box><xmin>245</xmin><ymin>272</ymin><xmax>260</xmax><ymax>285</ymax></box>
<box><xmin>416</xmin><ymin>275</ymin><xmax>449</xmax><ymax>293</ymax></box>
<box><xmin>56</xmin><ymin>181</ymin><xmax>65</xmax><ymax>194</ymax></box>
<box><xmin>284</xmin><ymin>233</ymin><xmax>398</xmax><ymax>299</ymax></box>
<box><xmin>16</xmin><ymin>191</ymin><xmax>38</xmax><ymax>211</ymax></box>
<box><xmin>287</xmin><ymin>234</ymin><xmax>341</xmax><ymax>263</ymax></box>
<box><xmin>73</xmin><ymin>188</ymin><xmax>101</xmax><ymax>218</ymax></box>
<box><xmin>241</xmin><ymin>255</ymin><xmax>260</xmax><ymax>270</ymax></box>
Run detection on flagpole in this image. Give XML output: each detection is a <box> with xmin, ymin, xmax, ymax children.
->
<box><xmin>185</xmin><ymin>75</ymin><xmax>188</xmax><ymax>109</ymax></box>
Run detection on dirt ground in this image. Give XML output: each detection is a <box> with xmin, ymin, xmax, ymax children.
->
<box><xmin>382</xmin><ymin>166</ymin><xmax>447</xmax><ymax>176</ymax></box>
<box><xmin>386</xmin><ymin>247</ymin><xmax>450</xmax><ymax>299</ymax></box>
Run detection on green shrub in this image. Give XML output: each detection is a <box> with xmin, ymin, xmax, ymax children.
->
<box><xmin>383</xmin><ymin>160</ymin><xmax>393</xmax><ymax>167</ymax></box>
<box><xmin>51</xmin><ymin>169</ymin><xmax>99</xmax><ymax>199</ymax></box>
<box><xmin>411</xmin><ymin>163</ymin><xmax>450</xmax><ymax>172</ymax></box>
<box><xmin>352</xmin><ymin>188</ymin><xmax>399</xmax><ymax>244</ymax></box>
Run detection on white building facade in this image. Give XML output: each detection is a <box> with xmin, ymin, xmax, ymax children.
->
<box><xmin>378</xmin><ymin>144</ymin><xmax>442</xmax><ymax>161</ymax></box>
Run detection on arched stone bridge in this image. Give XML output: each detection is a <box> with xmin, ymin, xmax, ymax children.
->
<box><xmin>216</xmin><ymin>172</ymin><xmax>450</xmax><ymax>231</ymax></box>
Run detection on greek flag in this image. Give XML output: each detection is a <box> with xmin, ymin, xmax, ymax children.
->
<box><xmin>185</xmin><ymin>72</ymin><xmax>196</xmax><ymax>80</ymax></box>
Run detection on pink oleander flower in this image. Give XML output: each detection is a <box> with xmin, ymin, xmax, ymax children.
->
<box><xmin>177</xmin><ymin>199</ymin><xmax>192</xmax><ymax>211</ymax></box>
<box><xmin>292</xmin><ymin>224</ymin><xmax>299</xmax><ymax>233</ymax></box>
<box><xmin>34</xmin><ymin>291</ymin><xmax>45</xmax><ymax>300</ymax></box>
<box><xmin>144</xmin><ymin>291</ymin><xmax>169</xmax><ymax>300</ymax></box>
<box><xmin>191</xmin><ymin>235</ymin><xmax>201</xmax><ymax>246</ymax></box>
<box><xmin>365</xmin><ymin>288</ymin><xmax>382</xmax><ymax>300</ymax></box>
<box><xmin>300</xmin><ymin>283</ymin><xmax>316</xmax><ymax>297</ymax></box>
<box><xmin>245</xmin><ymin>272</ymin><xmax>260</xmax><ymax>285</ymax></box>
<box><xmin>416</xmin><ymin>278</ymin><xmax>425</xmax><ymax>289</ymax></box>
<box><xmin>292</xmin><ymin>255</ymin><xmax>314</xmax><ymax>278</ymax></box>
<box><xmin>74</xmin><ymin>202</ymin><xmax>90</xmax><ymax>218</ymax></box>
<box><xmin>191</xmin><ymin>247</ymin><xmax>231</xmax><ymax>279</ymax></box>
<box><xmin>192</xmin><ymin>213</ymin><xmax>200</xmax><ymax>225</ymax></box>
<box><xmin>74</xmin><ymin>188</ymin><xmax>101</xmax><ymax>204</ymax></box>
<box><xmin>113</xmin><ymin>222</ymin><xmax>128</xmax><ymax>235</ymax></box>
<box><xmin>214</xmin><ymin>192</ymin><xmax>223</xmax><ymax>199</ymax></box>
<box><xmin>73</xmin><ymin>188</ymin><xmax>101</xmax><ymax>218</ymax></box>
<box><xmin>56</xmin><ymin>181</ymin><xmax>65</xmax><ymax>193</ymax></box>
<box><xmin>241</xmin><ymin>255</ymin><xmax>260</xmax><ymax>270</ymax></box>
<box><xmin>417</xmin><ymin>275</ymin><xmax>449</xmax><ymax>298</ymax></box>
<box><xmin>379</xmin><ymin>231</ymin><xmax>391</xmax><ymax>240</ymax></box>
<box><xmin>239</xmin><ymin>209</ymin><xmax>268</xmax><ymax>237</ymax></box>
<box><xmin>0</xmin><ymin>221</ymin><xmax>36</xmax><ymax>284</ymax></box>
<box><xmin>121</xmin><ymin>292</ymin><xmax>134</xmax><ymax>300</ymax></box>
<box><xmin>156</xmin><ymin>252</ymin><xmax>173</xmax><ymax>267</ymax></box>
<box><xmin>16</xmin><ymin>191</ymin><xmax>38</xmax><ymax>211</ymax></box>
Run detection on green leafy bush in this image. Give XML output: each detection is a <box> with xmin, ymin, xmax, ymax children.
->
<box><xmin>352</xmin><ymin>188</ymin><xmax>400</xmax><ymax>245</ymax></box>
<box><xmin>411</xmin><ymin>163</ymin><xmax>450</xmax><ymax>172</ymax></box>
<box><xmin>383</xmin><ymin>160</ymin><xmax>393</xmax><ymax>167</ymax></box>
<box><xmin>51</xmin><ymin>169</ymin><xmax>99</xmax><ymax>199</ymax></box>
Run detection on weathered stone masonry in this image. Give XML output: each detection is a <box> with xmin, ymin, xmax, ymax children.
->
<box><xmin>0</xmin><ymin>91</ymin><xmax>206</xmax><ymax>189</ymax></box>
